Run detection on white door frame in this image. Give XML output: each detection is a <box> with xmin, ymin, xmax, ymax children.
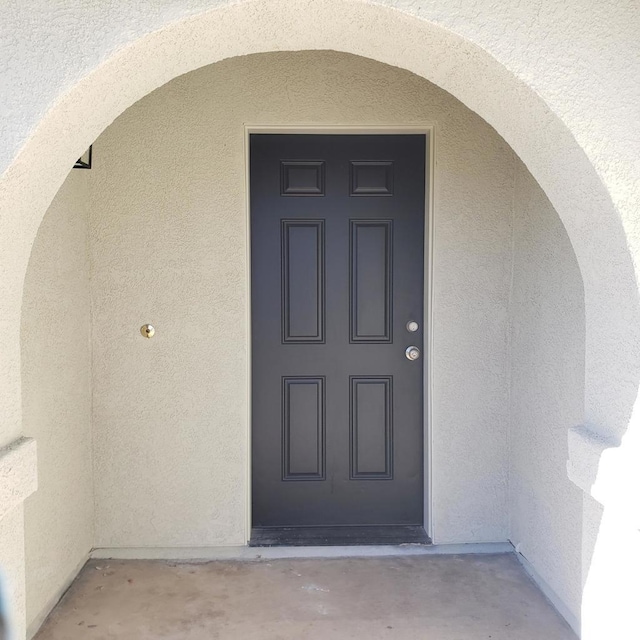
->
<box><xmin>243</xmin><ymin>125</ymin><xmax>436</xmax><ymax>542</ymax></box>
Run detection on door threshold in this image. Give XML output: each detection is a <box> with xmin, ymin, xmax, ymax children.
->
<box><xmin>249</xmin><ymin>525</ymin><xmax>430</xmax><ymax>547</ymax></box>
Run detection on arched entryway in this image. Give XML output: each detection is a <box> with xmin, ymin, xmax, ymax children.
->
<box><xmin>2</xmin><ymin>2</ymin><xmax>639</xmax><ymax>638</ymax></box>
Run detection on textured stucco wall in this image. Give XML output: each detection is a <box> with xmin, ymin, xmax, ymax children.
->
<box><xmin>0</xmin><ymin>2</ymin><xmax>638</xmax><ymax>638</ymax></box>
<box><xmin>0</xmin><ymin>0</ymin><xmax>635</xmax><ymax>461</ymax></box>
<box><xmin>90</xmin><ymin>51</ymin><xmax>513</xmax><ymax>548</ymax></box>
<box><xmin>21</xmin><ymin>171</ymin><xmax>93</xmax><ymax>632</ymax></box>
<box><xmin>509</xmin><ymin>162</ymin><xmax>585</xmax><ymax>628</ymax></box>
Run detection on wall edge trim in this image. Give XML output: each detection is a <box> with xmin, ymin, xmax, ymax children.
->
<box><xmin>566</xmin><ymin>425</ymin><xmax>613</xmax><ymax>497</ymax></box>
<box><xmin>26</xmin><ymin>552</ymin><xmax>90</xmax><ymax>639</ymax></box>
<box><xmin>515</xmin><ymin>548</ymin><xmax>580</xmax><ymax>637</ymax></box>
<box><xmin>0</xmin><ymin>437</ymin><xmax>37</xmax><ymax>521</ymax></box>
<box><xmin>90</xmin><ymin>542</ymin><xmax>513</xmax><ymax>561</ymax></box>
<box><xmin>567</xmin><ymin>425</ymin><xmax>639</xmax><ymax>526</ymax></box>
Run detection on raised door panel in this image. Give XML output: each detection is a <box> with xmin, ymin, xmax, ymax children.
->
<box><xmin>282</xmin><ymin>377</ymin><xmax>326</xmax><ymax>480</ymax></box>
<box><xmin>281</xmin><ymin>220</ymin><xmax>325</xmax><ymax>343</ymax></box>
<box><xmin>350</xmin><ymin>220</ymin><xmax>393</xmax><ymax>343</ymax></box>
<box><xmin>350</xmin><ymin>376</ymin><xmax>393</xmax><ymax>479</ymax></box>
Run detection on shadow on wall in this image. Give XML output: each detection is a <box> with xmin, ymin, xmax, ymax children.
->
<box><xmin>20</xmin><ymin>169</ymin><xmax>93</xmax><ymax>637</ymax></box>
<box><xmin>508</xmin><ymin>160</ymin><xmax>587</xmax><ymax>636</ymax></box>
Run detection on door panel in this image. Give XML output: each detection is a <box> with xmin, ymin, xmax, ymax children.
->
<box><xmin>350</xmin><ymin>376</ymin><xmax>393</xmax><ymax>479</ymax></box>
<box><xmin>282</xmin><ymin>376</ymin><xmax>325</xmax><ymax>480</ymax></box>
<box><xmin>350</xmin><ymin>220</ymin><xmax>393</xmax><ymax>342</ymax></box>
<box><xmin>251</xmin><ymin>134</ymin><xmax>426</xmax><ymax>535</ymax></box>
<box><xmin>281</xmin><ymin>220</ymin><xmax>325</xmax><ymax>342</ymax></box>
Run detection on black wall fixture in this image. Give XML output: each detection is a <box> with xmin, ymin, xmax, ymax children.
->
<box><xmin>74</xmin><ymin>146</ymin><xmax>92</xmax><ymax>169</ymax></box>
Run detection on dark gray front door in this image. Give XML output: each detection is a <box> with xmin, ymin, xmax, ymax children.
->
<box><xmin>250</xmin><ymin>134</ymin><xmax>427</xmax><ymax>545</ymax></box>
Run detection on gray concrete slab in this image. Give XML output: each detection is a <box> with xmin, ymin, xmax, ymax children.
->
<box><xmin>34</xmin><ymin>554</ymin><xmax>576</xmax><ymax>639</ymax></box>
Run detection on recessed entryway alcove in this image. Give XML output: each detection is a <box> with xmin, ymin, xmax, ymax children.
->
<box><xmin>21</xmin><ymin>51</ymin><xmax>584</xmax><ymax>637</ymax></box>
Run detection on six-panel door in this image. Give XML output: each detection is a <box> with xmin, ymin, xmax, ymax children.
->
<box><xmin>251</xmin><ymin>134</ymin><xmax>426</xmax><ymax>528</ymax></box>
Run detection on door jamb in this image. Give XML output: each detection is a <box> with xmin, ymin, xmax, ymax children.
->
<box><xmin>243</xmin><ymin>124</ymin><xmax>436</xmax><ymax>542</ymax></box>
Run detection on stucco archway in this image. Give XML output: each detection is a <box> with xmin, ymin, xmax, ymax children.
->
<box><xmin>1</xmin><ymin>1</ymin><xmax>639</xmax><ymax>637</ymax></box>
<box><xmin>1</xmin><ymin>0</ymin><xmax>637</xmax><ymax>443</ymax></box>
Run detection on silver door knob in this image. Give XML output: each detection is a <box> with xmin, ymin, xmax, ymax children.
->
<box><xmin>405</xmin><ymin>346</ymin><xmax>421</xmax><ymax>361</ymax></box>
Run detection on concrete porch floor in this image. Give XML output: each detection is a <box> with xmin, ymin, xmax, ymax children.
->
<box><xmin>34</xmin><ymin>554</ymin><xmax>576</xmax><ymax>639</ymax></box>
